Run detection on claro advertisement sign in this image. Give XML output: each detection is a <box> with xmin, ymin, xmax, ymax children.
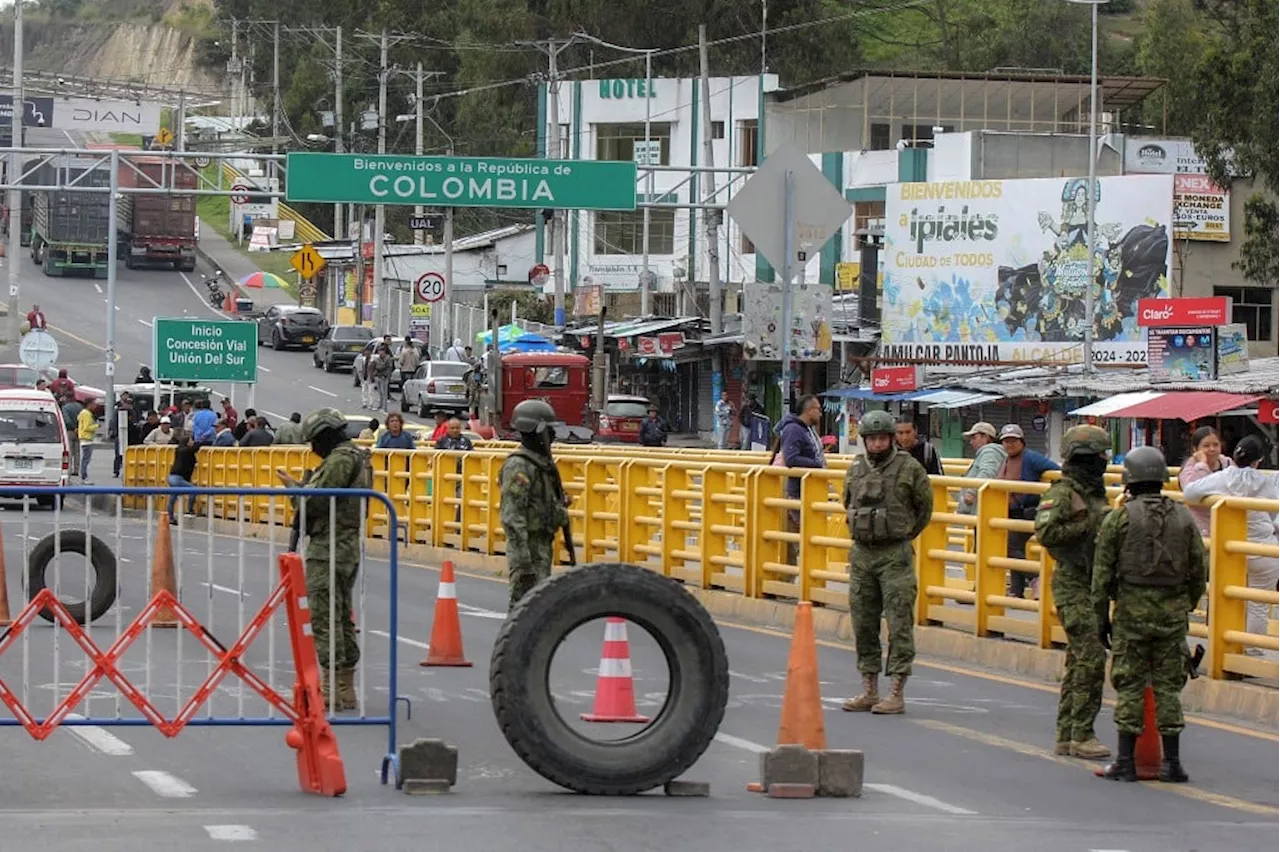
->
<box><xmin>879</xmin><ymin>176</ymin><xmax>1174</xmax><ymax>370</ymax></box>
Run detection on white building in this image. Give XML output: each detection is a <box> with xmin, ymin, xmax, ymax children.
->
<box><xmin>541</xmin><ymin>74</ymin><xmax>780</xmax><ymax>300</ymax></box>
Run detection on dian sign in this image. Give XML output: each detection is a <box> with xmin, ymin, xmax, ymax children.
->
<box><xmin>1137</xmin><ymin>297</ymin><xmax>1232</xmax><ymax>327</ymax></box>
<box><xmin>871</xmin><ymin>366</ymin><xmax>919</xmax><ymax>393</ymax></box>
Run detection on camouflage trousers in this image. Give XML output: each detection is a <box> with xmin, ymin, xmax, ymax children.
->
<box><xmin>306</xmin><ymin>554</ymin><xmax>361</xmax><ymax>671</ymax></box>
<box><xmin>1054</xmin><ymin>601</ymin><xmax>1106</xmax><ymax>743</ymax></box>
<box><xmin>507</xmin><ymin>532</ymin><xmax>554</xmax><ymax>610</ymax></box>
<box><xmin>849</xmin><ymin>541</ymin><xmax>917</xmax><ymax>677</ymax></box>
<box><xmin>1110</xmin><ymin>629</ymin><xmax>1189</xmax><ymax>736</ymax></box>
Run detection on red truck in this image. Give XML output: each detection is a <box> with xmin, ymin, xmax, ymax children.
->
<box><xmin>111</xmin><ymin>151</ymin><xmax>198</xmax><ymax>271</ymax></box>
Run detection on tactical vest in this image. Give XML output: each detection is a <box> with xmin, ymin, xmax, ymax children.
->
<box><xmin>1119</xmin><ymin>495</ymin><xmax>1194</xmax><ymax>587</ymax></box>
<box><xmin>845</xmin><ymin>451</ymin><xmax>915</xmax><ymax>545</ymax></box>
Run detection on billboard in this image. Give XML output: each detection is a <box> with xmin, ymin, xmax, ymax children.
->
<box><xmin>1147</xmin><ymin>326</ymin><xmax>1216</xmax><ymax>383</ymax></box>
<box><xmin>879</xmin><ymin>176</ymin><xmax>1173</xmax><ymax>370</ymax></box>
<box><xmin>1125</xmin><ymin>138</ymin><xmax>1230</xmax><ymax>243</ymax></box>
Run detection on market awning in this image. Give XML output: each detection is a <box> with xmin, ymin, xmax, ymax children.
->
<box><xmin>822</xmin><ymin>388</ymin><xmax>934</xmax><ymax>401</ymax></box>
<box><xmin>1069</xmin><ymin>391</ymin><xmax>1265</xmax><ymax>422</ymax></box>
<box><xmin>915</xmin><ymin>390</ymin><xmax>1005</xmax><ymax>409</ymax></box>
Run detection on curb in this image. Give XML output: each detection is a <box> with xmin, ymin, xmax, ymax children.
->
<box><xmin>194</xmin><ymin>236</ymin><xmax>252</xmax><ymax>311</ymax></box>
<box><xmin>164</xmin><ymin>516</ymin><xmax>1280</xmax><ymax>728</ymax></box>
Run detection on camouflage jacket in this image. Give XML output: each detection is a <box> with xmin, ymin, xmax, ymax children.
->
<box><xmin>1034</xmin><ymin>476</ymin><xmax>1108</xmax><ymax>603</ymax></box>
<box><xmin>1092</xmin><ymin>499</ymin><xmax>1208</xmax><ymax>639</ymax></box>
<box><xmin>499</xmin><ymin>449</ymin><xmax>570</xmax><ymax>569</ymax></box>
<box><xmin>841</xmin><ymin>449</ymin><xmax>934</xmax><ymax>545</ymax></box>
<box><xmin>296</xmin><ymin>442</ymin><xmax>372</xmax><ymax>563</ymax></box>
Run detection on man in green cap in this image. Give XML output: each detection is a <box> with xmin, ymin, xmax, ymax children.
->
<box><xmin>840</xmin><ymin>409</ymin><xmax>934</xmax><ymax>715</ymax></box>
<box><xmin>1094</xmin><ymin>445</ymin><xmax>1206</xmax><ymax>783</ymax></box>
<box><xmin>1034</xmin><ymin>424</ymin><xmax>1113</xmax><ymax>759</ymax></box>
<box><xmin>499</xmin><ymin>399</ymin><xmax>573</xmax><ymax>609</ymax></box>
<box><xmin>276</xmin><ymin>407</ymin><xmax>372</xmax><ymax>711</ymax></box>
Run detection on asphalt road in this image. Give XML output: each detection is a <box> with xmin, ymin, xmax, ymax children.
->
<box><xmin>0</xmin><ymin>505</ymin><xmax>1275</xmax><ymax>851</ymax></box>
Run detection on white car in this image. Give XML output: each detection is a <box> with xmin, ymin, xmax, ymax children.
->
<box><xmin>400</xmin><ymin>361</ymin><xmax>471</xmax><ymax>418</ymax></box>
<box><xmin>0</xmin><ymin>388</ymin><xmax>69</xmax><ymax>507</ymax></box>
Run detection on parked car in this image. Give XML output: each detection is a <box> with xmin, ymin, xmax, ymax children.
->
<box><xmin>256</xmin><ymin>305</ymin><xmax>327</xmax><ymax>351</ymax></box>
<box><xmin>38</xmin><ymin>366</ymin><xmax>106</xmax><ymax>416</ymax></box>
<box><xmin>351</xmin><ymin>337</ymin><xmax>410</xmax><ymax>392</ymax></box>
<box><xmin>400</xmin><ymin>361</ymin><xmax>471</xmax><ymax>418</ymax></box>
<box><xmin>0</xmin><ymin>388</ymin><xmax>69</xmax><ymax>507</ymax></box>
<box><xmin>597</xmin><ymin>394</ymin><xmax>652</xmax><ymax>443</ymax></box>
<box><xmin>0</xmin><ymin>363</ymin><xmax>42</xmax><ymax>390</ymax></box>
<box><xmin>313</xmin><ymin>325</ymin><xmax>375</xmax><ymax>372</ymax></box>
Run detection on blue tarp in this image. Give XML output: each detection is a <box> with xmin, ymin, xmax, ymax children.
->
<box><xmin>499</xmin><ymin>334</ymin><xmax>556</xmax><ymax>353</ymax></box>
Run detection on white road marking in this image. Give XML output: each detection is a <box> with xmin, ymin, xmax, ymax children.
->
<box><xmin>457</xmin><ymin>602</ymin><xmax>506</xmax><ymax>620</ymax></box>
<box><xmin>307</xmin><ymin>385</ymin><xmax>339</xmax><ymax>398</ymax></box>
<box><xmin>137</xmin><ymin>319</ymin><xmax>152</xmax><ymax>328</ymax></box>
<box><xmin>94</xmin><ymin>283</ymin><xmax>103</xmax><ymax>294</ymax></box>
<box><xmin>728</xmin><ymin>669</ymin><xmax>770</xmax><ymax>684</ymax></box>
<box><xmin>201</xmin><ymin>581</ymin><xmax>247</xmax><ymax>598</ymax></box>
<box><xmin>204</xmin><ymin>825</ymin><xmax>258</xmax><ymax>842</ymax></box>
<box><xmin>712</xmin><ymin>732</ymin><xmax>976</xmax><ymax>815</ymax></box>
<box><xmin>366</xmin><ymin>628</ymin><xmax>430</xmax><ymax>650</ymax></box>
<box><xmin>180</xmin><ymin>271</ymin><xmax>233</xmax><ymax>319</ymax></box>
<box><xmin>132</xmin><ymin>770</ymin><xmax>197</xmax><ymax>798</ymax></box>
<box><xmin>864</xmin><ymin>783</ymin><xmax>977</xmax><ymax>815</ymax></box>
<box><xmin>64</xmin><ymin>713</ymin><xmax>134</xmax><ymax>755</ymax></box>
<box><xmin>259</xmin><ymin>410</ymin><xmax>286</xmax><ymax>421</ymax></box>
<box><xmin>258</xmin><ymin>365</ymin><xmax>271</xmax><ymax>372</ymax></box>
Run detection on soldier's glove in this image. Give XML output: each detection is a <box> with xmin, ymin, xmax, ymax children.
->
<box><xmin>1097</xmin><ymin>610</ymin><xmax>1111</xmax><ymax>651</ymax></box>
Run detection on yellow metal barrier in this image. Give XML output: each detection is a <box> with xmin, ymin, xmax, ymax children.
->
<box><xmin>123</xmin><ymin>444</ymin><xmax>1272</xmax><ymax>682</ymax></box>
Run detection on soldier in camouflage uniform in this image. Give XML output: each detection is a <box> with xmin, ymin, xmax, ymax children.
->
<box><xmin>1094</xmin><ymin>445</ymin><xmax>1206</xmax><ymax>783</ymax></box>
<box><xmin>1034</xmin><ymin>424</ymin><xmax>1112</xmax><ymax>760</ymax></box>
<box><xmin>840</xmin><ymin>410</ymin><xmax>934</xmax><ymax>715</ymax></box>
<box><xmin>277</xmin><ymin>407</ymin><xmax>372</xmax><ymax>711</ymax></box>
<box><xmin>499</xmin><ymin>399</ymin><xmax>571</xmax><ymax>609</ymax></box>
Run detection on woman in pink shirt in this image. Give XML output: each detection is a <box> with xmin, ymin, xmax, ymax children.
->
<box><xmin>1178</xmin><ymin>426</ymin><xmax>1233</xmax><ymax>535</ymax></box>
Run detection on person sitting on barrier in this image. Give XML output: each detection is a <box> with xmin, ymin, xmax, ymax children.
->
<box><xmin>359</xmin><ymin>418</ymin><xmax>380</xmax><ymax>441</ymax></box>
<box><xmin>957</xmin><ymin>422</ymin><xmax>1006</xmax><ymax>515</ymax></box>
<box><xmin>166</xmin><ymin>435</ymin><xmax>200</xmax><ymax>522</ymax></box>
<box><xmin>1182</xmin><ymin>435</ymin><xmax>1280</xmax><ymax>647</ymax></box>
<box><xmin>1094</xmin><ymin>445</ymin><xmax>1208</xmax><ymax>783</ymax></box>
<box><xmin>276</xmin><ymin>407</ymin><xmax>373</xmax><ymax>712</ymax></box>
<box><xmin>212</xmin><ymin>418</ymin><xmax>236</xmax><ymax>447</ymax></box>
<box><xmin>1034</xmin><ymin>425</ymin><xmax>1113</xmax><ymax>761</ymax></box>
<box><xmin>841</xmin><ymin>409</ymin><xmax>933</xmax><ymax>716</ymax></box>
<box><xmin>274</xmin><ymin>412</ymin><xmax>304</xmax><ymax>444</ymax></box>
<box><xmin>376</xmin><ymin>413</ymin><xmax>416</xmax><ymax>450</ymax></box>
<box><xmin>430</xmin><ymin>409</ymin><xmax>450</xmax><ymax>442</ymax></box>
<box><xmin>500</xmin><ymin>399</ymin><xmax>572</xmax><ymax>609</ymax></box>
<box><xmin>1178</xmin><ymin>426</ymin><xmax>1234</xmax><ymax>536</ymax></box>
<box><xmin>239</xmin><ymin>416</ymin><xmax>275</xmax><ymax>447</ymax></box>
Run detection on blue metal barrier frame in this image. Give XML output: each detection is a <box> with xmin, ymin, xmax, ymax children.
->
<box><xmin>0</xmin><ymin>485</ymin><xmax>406</xmax><ymax>786</ymax></box>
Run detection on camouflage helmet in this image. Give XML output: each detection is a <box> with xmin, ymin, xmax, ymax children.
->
<box><xmin>510</xmin><ymin>399</ymin><xmax>558</xmax><ymax>434</ymax></box>
<box><xmin>858</xmin><ymin>410</ymin><xmax>895</xmax><ymax>437</ymax></box>
<box><xmin>1061</xmin><ymin>424</ymin><xmax>1111</xmax><ymax>461</ymax></box>
<box><xmin>300</xmin><ymin>407</ymin><xmax>348</xmax><ymax>443</ymax></box>
<box><xmin>1123</xmin><ymin>445</ymin><xmax>1169</xmax><ymax>486</ymax></box>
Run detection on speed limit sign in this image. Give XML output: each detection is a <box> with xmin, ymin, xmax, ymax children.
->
<box><xmin>414</xmin><ymin>271</ymin><xmax>446</xmax><ymax>303</ymax></box>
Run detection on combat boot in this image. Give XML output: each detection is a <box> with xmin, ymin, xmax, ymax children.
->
<box><xmin>1070</xmin><ymin>736</ymin><xmax>1111</xmax><ymax>760</ymax></box>
<box><xmin>871</xmin><ymin>674</ymin><xmax>907</xmax><ymax>715</ymax></box>
<box><xmin>335</xmin><ymin>668</ymin><xmax>358</xmax><ymax>712</ymax></box>
<box><xmin>1100</xmin><ymin>733</ymin><xmax>1138</xmax><ymax>782</ymax></box>
<box><xmin>1159</xmin><ymin>734</ymin><xmax>1189</xmax><ymax>783</ymax></box>
<box><xmin>841</xmin><ymin>674</ymin><xmax>879</xmax><ymax>712</ymax></box>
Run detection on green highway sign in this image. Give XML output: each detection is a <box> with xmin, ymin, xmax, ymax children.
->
<box><xmin>153</xmin><ymin>318</ymin><xmax>258</xmax><ymax>383</ymax></box>
<box><xmin>284</xmin><ymin>152</ymin><xmax>638</xmax><ymax>211</ymax></box>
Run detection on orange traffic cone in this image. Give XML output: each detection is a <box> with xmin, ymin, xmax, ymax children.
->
<box><xmin>223</xmin><ymin>292</ymin><xmax>234</xmax><ymax>312</ymax></box>
<box><xmin>775</xmin><ymin>601</ymin><xmax>826</xmax><ymax>750</ymax></box>
<box><xmin>150</xmin><ymin>514</ymin><xmax>179</xmax><ymax>627</ymax></box>
<box><xmin>581</xmin><ymin>617</ymin><xmax>651</xmax><ymax>723</ymax></box>
<box><xmin>0</xmin><ymin>522</ymin><xmax>11</xmax><ymax>628</ymax></box>
<box><xmin>419</xmin><ymin>561</ymin><xmax>471</xmax><ymax>667</ymax></box>
<box><xmin>1133</xmin><ymin>686</ymin><xmax>1163</xmax><ymax>780</ymax></box>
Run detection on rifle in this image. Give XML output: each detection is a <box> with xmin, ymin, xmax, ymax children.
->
<box><xmin>547</xmin><ymin>457</ymin><xmax>577</xmax><ymax>567</ymax></box>
<box><xmin>1187</xmin><ymin>643</ymin><xmax>1206</xmax><ymax>680</ymax></box>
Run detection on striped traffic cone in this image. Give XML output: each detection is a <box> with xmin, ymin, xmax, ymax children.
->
<box><xmin>581</xmin><ymin>618</ymin><xmax>650</xmax><ymax>723</ymax></box>
<box><xmin>419</xmin><ymin>561</ymin><xmax>471</xmax><ymax>667</ymax></box>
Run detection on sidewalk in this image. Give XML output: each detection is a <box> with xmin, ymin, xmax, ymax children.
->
<box><xmin>195</xmin><ymin>218</ymin><xmax>264</xmax><ymax>311</ymax></box>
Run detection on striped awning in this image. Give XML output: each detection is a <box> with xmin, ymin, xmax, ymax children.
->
<box><xmin>1069</xmin><ymin>391</ymin><xmax>1264</xmax><ymax>422</ymax></box>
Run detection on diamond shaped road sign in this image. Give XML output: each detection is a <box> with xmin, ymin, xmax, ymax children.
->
<box><xmin>726</xmin><ymin>143</ymin><xmax>853</xmax><ymax>274</ymax></box>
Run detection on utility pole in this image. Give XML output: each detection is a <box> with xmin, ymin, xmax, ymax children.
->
<box><xmin>334</xmin><ymin>25</ymin><xmax>344</xmax><ymax>238</ymax></box>
<box><xmin>176</xmin><ymin>89</ymin><xmax>186</xmax><ymax>152</ymax></box>
<box><xmin>639</xmin><ymin>48</ymin><xmax>653</xmax><ymax>316</ymax></box>
<box><xmin>6</xmin><ymin>0</ymin><xmax>23</xmax><ymax>344</ymax></box>
<box><xmin>272</xmin><ymin>21</ymin><xmax>280</xmax><ymax>155</ymax></box>
<box><xmin>699</xmin><ymin>25</ymin><xmax>722</xmax><ymax>338</ymax></box>
<box><xmin>443</xmin><ymin>148</ymin><xmax>454</xmax><ymax>350</ymax></box>
<box><xmin>229</xmin><ymin>20</ymin><xmax>240</xmax><ymax>121</ymax></box>
<box><xmin>414</xmin><ymin>61</ymin><xmax>424</xmax><ymax>246</ymax></box>
<box><xmin>374</xmin><ymin>29</ymin><xmax>388</xmax><ymax>331</ymax></box>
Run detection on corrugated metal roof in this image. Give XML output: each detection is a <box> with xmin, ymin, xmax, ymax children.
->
<box><xmin>1069</xmin><ymin>391</ymin><xmax>1166</xmax><ymax>417</ymax></box>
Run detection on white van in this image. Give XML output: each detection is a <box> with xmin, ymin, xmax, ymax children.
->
<box><xmin>0</xmin><ymin>389</ymin><xmax>70</xmax><ymax>507</ymax></box>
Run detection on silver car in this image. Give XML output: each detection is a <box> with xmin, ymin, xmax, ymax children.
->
<box><xmin>400</xmin><ymin>361</ymin><xmax>471</xmax><ymax>417</ymax></box>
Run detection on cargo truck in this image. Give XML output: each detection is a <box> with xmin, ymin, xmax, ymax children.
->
<box><xmin>30</xmin><ymin>157</ymin><xmax>111</xmax><ymax>278</ymax></box>
<box><xmin>116</xmin><ymin>156</ymin><xmax>197</xmax><ymax>271</ymax></box>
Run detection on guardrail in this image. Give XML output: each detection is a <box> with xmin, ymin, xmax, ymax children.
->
<box><xmin>123</xmin><ymin>444</ymin><xmax>1276</xmax><ymax>683</ymax></box>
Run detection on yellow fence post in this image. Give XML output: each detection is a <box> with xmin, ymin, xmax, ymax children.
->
<box><xmin>1207</xmin><ymin>497</ymin><xmax>1248</xmax><ymax>679</ymax></box>
<box><xmin>915</xmin><ymin>477</ymin><xmax>955</xmax><ymax>626</ymax></box>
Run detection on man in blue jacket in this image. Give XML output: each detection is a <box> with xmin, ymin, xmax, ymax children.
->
<box><xmin>997</xmin><ymin>424</ymin><xmax>1060</xmax><ymax>599</ymax></box>
<box><xmin>773</xmin><ymin>395</ymin><xmax>827</xmax><ymax>563</ymax></box>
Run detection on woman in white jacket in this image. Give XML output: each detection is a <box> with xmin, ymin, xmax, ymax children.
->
<box><xmin>1182</xmin><ymin>435</ymin><xmax>1280</xmax><ymax>646</ymax></box>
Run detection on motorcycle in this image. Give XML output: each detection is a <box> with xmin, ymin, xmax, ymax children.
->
<box><xmin>201</xmin><ymin>272</ymin><xmax>225</xmax><ymax>308</ymax></box>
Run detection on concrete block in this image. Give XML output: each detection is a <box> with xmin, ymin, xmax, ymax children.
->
<box><xmin>663</xmin><ymin>780</ymin><xmax>710</xmax><ymax>797</ymax></box>
<box><xmin>760</xmin><ymin>744</ymin><xmax>819</xmax><ymax>790</ymax></box>
<box><xmin>817</xmin><ymin>749</ymin><xmax>864</xmax><ymax>798</ymax></box>
<box><xmin>398</xmin><ymin>738</ymin><xmax>458</xmax><ymax>788</ymax></box>
<box><xmin>403</xmin><ymin>779</ymin><xmax>452</xmax><ymax>795</ymax></box>
<box><xmin>766</xmin><ymin>782</ymin><xmax>816</xmax><ymax>799</ymax></box>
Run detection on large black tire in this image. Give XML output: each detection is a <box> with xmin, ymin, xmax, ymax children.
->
<box><xmin>490</xmin><ymin>563</ymin><xmax>729</xmax><ymax>795</ymax></box>
<box><xmin>27</xmin><ymin>530</ymin><xmax>119</xmax><ymax>625</ymax></box>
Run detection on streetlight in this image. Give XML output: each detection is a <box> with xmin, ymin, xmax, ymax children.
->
<box><xmin>1065</xmin><ymin>0</ymin><xmax>1108</xmax><ymax>373</ymax></box>
<box><xmin>576</xmin><ymin>32</ymin><xmax>658</xmax><ymax>316</ymax></box>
